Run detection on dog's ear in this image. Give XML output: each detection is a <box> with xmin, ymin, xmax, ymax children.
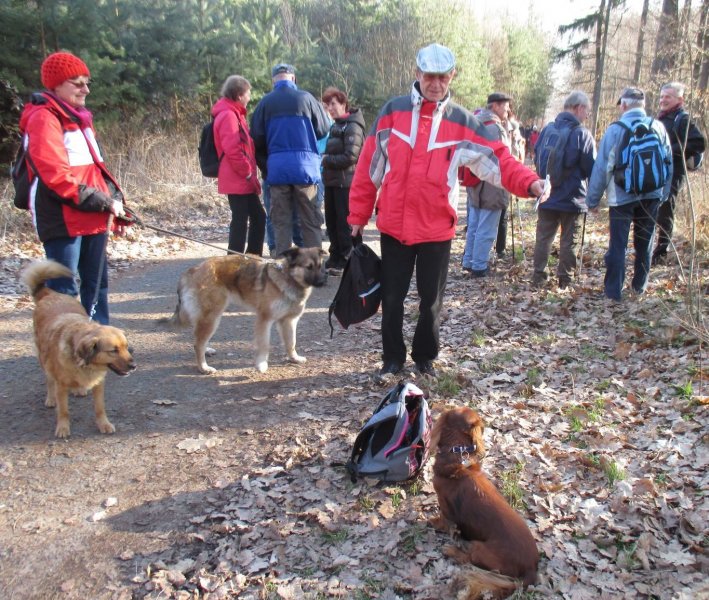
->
<box><xmin>76</xmin><ymin>336</ymin><xmax>100</xmax><ymax>366</ymax></box>
<box><xmin>281</xmin><ymin>247</ymin><xmax>300</xmax><ymax>264</ymax></box>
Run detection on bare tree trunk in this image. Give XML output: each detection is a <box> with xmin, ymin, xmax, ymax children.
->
<box><xmin>591</xmin><ymin>0</ymin><xmax>612</xmax><ymax>137</ymax></box>
<box><xmin>651</xmin><ymin>0</ymin><xmax>680</xmax><ymax>77</ymax></box>
<box><xmin>633</xmin><ymin>0</ymin><xmax>651</xmax><ymax>83</ymax></box>
<box><xmin>695</xmin><ymin>0</ymin><xmax>709</xmax><ymax>90</ymax></box>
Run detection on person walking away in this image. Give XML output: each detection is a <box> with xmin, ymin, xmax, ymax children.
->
<box><xmin>652</xmin><ymin>81</ymin><xmax>706</xmax><ymax>265</ymax></box>
<box><xmin>532</xmin><ymin>91</ymin><xmax>596</xmax><ymax>289</ymax></box>
<box><xmin>320</xmin><ymin>87</ymin><xmax>366</xmax><ymax>276</ymax></box>
<box><xmin>348</xmin><ymin>44</ymin><xmax>548</xmax><ymax>379</ymax></box>
<box><xmin>19</xmin><ymin>51</ymin><xmax>129</xmax><ymax>324</ymax></box>
<box><xmin>250</xmin><ymin>63</ymin><xmax>330</xmax><ymax>256</ymax></box>
<box><xmin>585</xmin><ymin>87</ymin><xmax>673</xmax><ymax>302</ymax></box>
<box><xmin>212</xmin><ymin>75</ymin><xmax>265</xmax><ymax>255</ymax></box>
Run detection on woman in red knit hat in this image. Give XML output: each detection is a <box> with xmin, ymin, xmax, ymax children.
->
<box><xmin>19</xmin><ymin>51</ymin><xmax>130</xmax><ymax>324</ymax></box>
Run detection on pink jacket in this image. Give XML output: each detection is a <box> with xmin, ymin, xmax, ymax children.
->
<box><xmin>212</xmin><ymin>97</ymin><xmax>261</xmax><ymax>196</ymax></box>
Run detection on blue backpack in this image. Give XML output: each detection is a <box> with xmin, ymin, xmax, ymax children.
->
<box><xmin>613</xmin><ymin>118</ymin><xmax>670</xmax><ymax>194</ymax></box>
<box><xmin>534</xmin><ymin>122</ymin><xmax>577</xmax><ymax>186</ymax></box>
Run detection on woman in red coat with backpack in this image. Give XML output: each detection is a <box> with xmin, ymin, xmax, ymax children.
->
<box><xmin>212</xmin><ymin>75</ymin><xmax>265</xmax><ymax>255</ymax></box>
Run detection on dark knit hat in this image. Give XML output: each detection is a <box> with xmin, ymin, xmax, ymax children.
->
<box><xmin>41</xmin><ymin>52</ymin><xmax>90</xmax><ymax>90</ymax></box>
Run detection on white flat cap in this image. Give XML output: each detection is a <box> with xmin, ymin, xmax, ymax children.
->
<box><xmin>416</xmin><ymin>43</ymin><xmax>455</xmax><ymax>74</ymax></box>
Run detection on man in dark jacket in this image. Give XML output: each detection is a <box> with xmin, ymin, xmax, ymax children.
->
<box><xmin>532</xmin><ymin>91</ymin><xmax>596</xmax><ymax>289</ymax></box>
<box><xmin>250</xmin><ymin>64</ymin><xmax>331</xmax><ymax>256</ymax></box>
<box><xmin>652</xmin><ymin>81</ymin><xmax>706</xmax><ymax>264</ymax></box>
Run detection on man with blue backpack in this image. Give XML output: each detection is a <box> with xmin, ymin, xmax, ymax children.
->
<box><xmin>586</xmin><ymin>87</ymin><xmax>673</xmax><ymax>303</ymax></box>
<box><xmin>532</xmin><ymin>91</ymin><xmax>596</xmax><ymax>289</ymax></box>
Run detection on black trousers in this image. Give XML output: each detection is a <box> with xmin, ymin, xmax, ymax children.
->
<box><xmin>324</xmin><ymin>186</ymin><xmax>352</xmax><ymax>267</ymax></box>
<box><xmin>228</xmin><ymin>193</ymin><xmax>266</xmax><ymax>255</ymax></box>
<box><xmin>654</xmin><ymin>173</ymin><xmax>686</xmax><ymax>256</ymax></box>
<box><xmin>380</xmin><ymin>233</ymin><xmax>451</xmax><ymax>365</ymax></box>
<box><xmin>496</xmin><ymin>206</ymin><xmax>508</xmax><ymax>254</ymax></box>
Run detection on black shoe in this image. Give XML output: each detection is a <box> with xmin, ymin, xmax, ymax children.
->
<box><xmin>497</xmin><ymin>251</ymin><xmax>506</xmax><ymax>259</ymax></box>
<box><xmin>378</xmin><ymin>361</ymin><xmax>404</xmax><ymax>378</ymax></box>
<box><xmin>651</xmin><ymin>251</ymin><xmax>667</xmax><ymax>266</ymax></box>
<box><xmin>415</xmin><ymin>360</ymin><xmax>437</xmax><ymax>377</ymax></box>
<box><xmin>471</xmin><ymin>268</ymin><xmax>488</xmax><ymax>278</ymax></box>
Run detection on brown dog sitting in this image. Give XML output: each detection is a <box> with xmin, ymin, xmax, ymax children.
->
<box><xmin>430</xmin><ymin>407</ymin><xmax>539</xmax><ymax>598</ymax></box>
<box><xmin>22</xmin><ymin>260</ymin><xmax>136</xmax><ymax>438</ymax></box>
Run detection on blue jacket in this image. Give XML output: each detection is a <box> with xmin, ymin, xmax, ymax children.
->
<box><xmin>535</xmin><ymin>111</ymin><xmax>596</xmax><ymax>213</ymax></box>
<box><xmin>586</xmin><ymin>108</ymin><xmax>673</xmax><ymax>209</ymax></box>
<box><xmin>250</xmin><ymin>80</ymin><xmax>331</xmax><ymax>185</ymax></box>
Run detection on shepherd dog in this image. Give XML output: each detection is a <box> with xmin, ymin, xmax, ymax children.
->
<box><xmin>160</xmin><ymin>247</ymin><xmax>327</xmax><ymax>373</ymax></box>
<box><xmin>21</xmin><ymin>260</ymin><xmax>136</xmax><ymax>438</ymax></box>
<box><xmin>430</xmin><ymin>407</ymin><xmax>539</xmax><ymax>599</ymax></box>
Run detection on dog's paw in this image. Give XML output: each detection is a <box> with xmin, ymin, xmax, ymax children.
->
<box><xmin>55</xmin><ymin>420</ymin><xmax>71</xmax><ymax>438</ymax></box>
<box><xmin>205</xmin><ymin>347</ymin><xmax>217</xmax><ymax>357</ymax></box>
<box><xmin>199</xmin><ymin>364</ymin><xmax>217</xmax><ymax>374</ymax></box>
<box><xmin>256</xmin><ymin>361</ymin><xmax>269</xmax><ymax>373</ymax></box>
<box><xmin>45</xmin><ymin>397</ymin><xmax>56</xmax><ymax>408</ymax></box>
<box><xmin>288</xmin><ymin>353</ymin><xmax>307</xmax><ymax>364</ymax></box>
<box><xmin>97</xmin><ymin>419</ymin><xmax>116</xmax><ymax>434</ymax></box>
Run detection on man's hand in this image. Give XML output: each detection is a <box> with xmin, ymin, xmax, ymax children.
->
<box><xmin>110</xmin><ymin>200</ymin><xmax>126</xmax><ymax>218</ymax></box>
<box><xmin>351</xmin><ymin>224</ymin><xmax>364</xmax><ymax>238</ymax></box>
<box><xmin>529</xmin><ymin>177</ymin><xmax>551</xmax><ymax>205</ymax></box>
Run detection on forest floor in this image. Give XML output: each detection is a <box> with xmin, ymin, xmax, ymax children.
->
<box><xmin>0</xmin><ymin>188</ymin><xmax>706</xmax><ymax>600</ymax></box>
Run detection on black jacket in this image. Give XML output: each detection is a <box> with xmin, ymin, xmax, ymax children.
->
<box><xmin>658</xmin><ymin>107</ymin><xmax>705</xmax><ymax>178</ymax></box>
<box><xmin>321</xmin><ymin>108</ymin><xmax>366</xmax><ymax>188</ymax></box>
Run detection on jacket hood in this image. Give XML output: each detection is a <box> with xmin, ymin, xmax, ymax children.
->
<box><xmin>337</xmin><ymin>107</ymin><xmax>365</xmax><ymax>129</ymax></box>
<box><xmin>475</xmin><ymin>108</ymin><xmax>500</xmax><ymax>125</ymax></box>
<box><xmin>554</xmin><ymin>111</ymin><xmax>581</xmax><ymax>128</ymax></box>
<box><xmin>211</xmin><ymin>97</ymin><xmax>246</xmax><ymax>118</ymax></box>
<box><xmin>19</xmin><ymin>91</ymin><xmax>88</xmax><ymax>133</ymax></box>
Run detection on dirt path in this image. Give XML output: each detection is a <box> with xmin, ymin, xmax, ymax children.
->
<box><xmin>1</xmin><ymin>214</ymin><xmax>706</xmax><ymax>600</ymax></box>
<box><xmin>0</xmin><ymin>234</ymin><xmax>391</xmax><ymax>600</ymax></box>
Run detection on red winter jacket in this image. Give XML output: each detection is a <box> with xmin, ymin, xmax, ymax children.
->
<box><xmin>348</xmin><ymin>83</ymin><xmax>538</xmax><ymax>245</ymax></box>
<box><xmin>19</xmin><ymin>92</ymin><xmax>123</xmax><ymax>243</ymax></box>
<box><xmin>212</xmin><ymin>98</ymin><xmax>261</xmax><ymax>196</ymax></box>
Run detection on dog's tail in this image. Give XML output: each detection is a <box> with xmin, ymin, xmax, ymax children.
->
<box><xmin>21</xmin><ymin>259</ymin><xmax>73</xmax><ymax>299</ymax></box>
<box><xmin>452</xmin><ymin>565</ymin><xmax>521</xmax><ymax>599</ymax></box>
<box><xmin>156</xmin><ymin>281</ymin><xmax>189</xmax><ymax>328</ymax></box>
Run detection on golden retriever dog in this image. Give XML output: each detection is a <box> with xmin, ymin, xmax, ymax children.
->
<box><xmin>160</xmin><ymin>247</ymin><xmax>327</xmax><ymax>373</ymax></box>
<box><xmin>22</xmin><ymin>260</ymin><xmax>136</xmax><ymax>438</ymax></box>
<box><xmin>430</xmin><ymin>407</ymin><xmax>539</xmax><ymax>599</ymax></box>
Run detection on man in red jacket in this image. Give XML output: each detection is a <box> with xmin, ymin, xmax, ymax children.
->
<box><xmin>348</xmin><ymin>43</ymin><xmax>547</xmax><ymax>379</ymax></box>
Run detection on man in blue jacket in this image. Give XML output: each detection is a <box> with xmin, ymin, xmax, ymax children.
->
<box><xmin>250</xmin><ymin>64</ymin><xmax>330</xmax><ymax>256</ymax></box>
<box><xmin>532</xmin><ymin>91</ymin><xmax>596</xmax><ymax>289</ymax></box>
<box><xmin>586</xmin><ymin>87</ymin><xmax>673</xmax><ymax>302</ymax></box>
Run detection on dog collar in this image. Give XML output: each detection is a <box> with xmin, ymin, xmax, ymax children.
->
<box><xmin>438</xmin><ymin>444</ymin><xmax>478</xmax><ymax>467</ymax></box>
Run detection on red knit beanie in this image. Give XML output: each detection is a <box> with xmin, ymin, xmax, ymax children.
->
<box><xmin>41</xmin><ymin>52</ymin><xmax>90</xmax><ymax>90</ymax></box>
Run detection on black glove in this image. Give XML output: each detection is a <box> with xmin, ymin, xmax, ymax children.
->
<box><xmin>77</xmin><ymin>185</ymin><xmax>112</xmax><ymax>213</ymax></box>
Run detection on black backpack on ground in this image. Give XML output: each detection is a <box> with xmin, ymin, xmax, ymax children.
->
<box><xmin>198</xmin><ymin>119</ymin><xmax>222</xmax><ymax>178</ymax></box>
<box><xmin>328</xmin><ymin>238</ymin><xmax>381</xmax><ymax>337</ymax></box>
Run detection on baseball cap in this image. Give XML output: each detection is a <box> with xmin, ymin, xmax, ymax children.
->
<box><xmin>617</xmin><ymin>87</ymin><xmax>644</xmax><ymax>105</ymax></box>
<box><xmin>416</xmin><ymin>43</ymin><xmax>455</xmax><ymax>74</ymax></box>
<box><xmin>271</xmin><ymin>63</ymin><xmax>295</xmax><ymax>77</ymax></box>
<box><xmin>487</xmin><ymin>92</ymin><xmax>513</xmax><ymax>104</ymax></box>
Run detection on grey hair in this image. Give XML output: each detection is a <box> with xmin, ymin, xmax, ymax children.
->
<box><xmin>564</xmin><ymin>90</ymin><xmax>590</xmax><ymax>110</ymax></box>
<box><xmin>221</xmin><ymin>75</ymin><xmax>251</xmax><ymax>100</ymax></box>
<box><xmin>661</xmin><ymin>81</ymin><xmax>685</xmax><ymax>97</ymax></box>
<box><xmin>621</xmin><ymin>97</ymin><xmax>645</xmax><ymax>110</ymax></box>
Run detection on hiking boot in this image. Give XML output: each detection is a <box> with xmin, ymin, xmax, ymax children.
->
<box><xmin>651</xmin><ymin>251</ymin><xmax>667</xmax><ymax>266</ymax></box>
<box><xmin>471</xmin><ymin>268</ymin><xmax>488</xmax><ymax>278</ymax></box>
<box><xmin>378</xmin><ymin>361</ymin><xmax>404</xmax><ymax>379</ymax></box>
<box><xmin>415</xmin><ymin>360</ymin><xmax>437</xmax><ymax>377</ymax></box>
<box><xmin>558</xmin><ymin>278</ymin><xmax>572</xmax><ymax>290</ymax></box>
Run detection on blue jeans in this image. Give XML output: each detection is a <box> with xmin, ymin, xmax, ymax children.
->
<box><xmin>463</xmin><ymin>206</ymin><xmax>502</xmax><ymax>271</ymax></box>
<box><xmin>263</xmin><ymin>182</ymin><xmax>303</xmax><ymax>254</ymax></box>
<box><xmin>43</xmin><ymin>233</ymin><xmax>110</xmax><ymax>324</ymax></box>
<box><xmin>605</xmin><ymin>199</ymin><xmax>661</xmax><ymax>300</ymax></box>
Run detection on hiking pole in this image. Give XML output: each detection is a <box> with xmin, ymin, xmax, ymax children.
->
<box><xmin>510</xmin><ymin>200</ymin><xmax>516</xmax><ymax>264</ymax></box>
<box><xmin>515</xmin><ymin>197</ymin><xmax>526</xmax><ymax>259</ymax></box>
<box><xmin>576</xmin><ymin>212</ymin><xmax>587</xmax><ymax>280</ymax></box>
